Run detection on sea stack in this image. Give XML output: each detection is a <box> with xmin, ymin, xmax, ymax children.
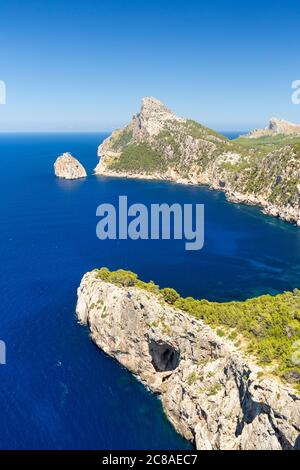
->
<box><xmin>54</xmin><ymin>152</ymin><xmax>87</xmax><ymax>179</ymax></box>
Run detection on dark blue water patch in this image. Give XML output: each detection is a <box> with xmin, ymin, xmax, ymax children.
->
<box><xmin>0</xmin><ymin>132</ymin><xmax>299</xmax><ymax>449</ymax></box>
<box><xmin>221</xmin><ymin>130</ymin><xmax>247</xmax><ymax>139</ymax></box>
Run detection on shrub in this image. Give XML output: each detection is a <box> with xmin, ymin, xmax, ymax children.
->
<box><xmin>109</xmin><ymin>269</ymin><xmax>138</xmax><ymax>287</ymax></box>
<box><xmin>95</xmin><ymin>267</ymin><xmax>110</xmax><ymax>281</ymax></box>
<box><xmin>161</xmin><ymin>288</ymin><xmax>180</xmax><ymax>305</ymax></box>
<box><xmin>136</xmin><ymin>280</ymin><xmax>160</xmax><ymax>294</ymax></box>
<box><xmin>217</xmin><ymin>329</ymin><xmax>225</xmax><ymax>337</ymax></box>
<box><xmin>96</xmin><ymin>268</ymin><xmax>137</xmax><ymax>287</ymax></box>
<box><xmin>187</xmin><ymin>371</ymin><xmax>198</xmax><ymax>385</ymax></box>
<box><xmin>207</xmin><ymin>383</ymin><xmax>222</xmax><ymax>396</ymax></box>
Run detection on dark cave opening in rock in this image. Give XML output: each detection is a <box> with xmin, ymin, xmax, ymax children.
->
<box><xmin>148</xmin><ymin>340</ymin><xmax>180</xmax><ymax>372</ymax></box>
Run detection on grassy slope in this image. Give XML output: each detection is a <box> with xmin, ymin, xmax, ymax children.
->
<box><xmin>230</xmin><ymin>136</ymin><xmax>300</xmax><ymax>205</ymax></box>
<box><xmin>94</xmin><ymin>268</ymin><xmax>300</xmax><ymax>390</ymax></box>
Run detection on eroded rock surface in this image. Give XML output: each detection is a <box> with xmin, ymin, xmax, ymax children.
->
<box><xmin>54</xmin><ymin>152</ymin><xmax>87</xmax><ymax>179</ymax></box>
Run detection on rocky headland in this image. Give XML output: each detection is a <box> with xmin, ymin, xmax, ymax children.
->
<box><xmin>76</xmin><ymin>269</ymin><xmax>300</xmax><ymax>451</ymax></box>
<box><xmin>95</xmin><ymin>97</ymin><xmax>300</xmax><ymax>226</ymax></box>
<box><xmin>245</xmin><ymin>118</ymin><xmax>300</xmax><ymax>139</ymax></box>
<box><xmin>54</xmin><ymin>152</ymin><xmax>87</xmax><ymax>179</ymax></box>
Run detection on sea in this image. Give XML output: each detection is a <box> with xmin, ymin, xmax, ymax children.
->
<box><xmin>0</xmin><ymin>131</ymin><xmax>299</xmax><ymax>449</ymax></box>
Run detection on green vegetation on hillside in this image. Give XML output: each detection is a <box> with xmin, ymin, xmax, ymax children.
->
<box><xmin>235</xmin><ymin>134</ymin><xmax>300</xmax><ymax>151</ymax></box>
<box><xmin>94</xmin><ymin>267</ymin><xmax>300</xmax><ymax>388</ymax></box>
<box><xmin>185</xmin><ymin>119</ymin><xmax>228</xmax><ymax>141</ymax></box>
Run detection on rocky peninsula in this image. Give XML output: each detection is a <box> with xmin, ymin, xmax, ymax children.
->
<box><xmin>245</xmin><ymin>118</ymin><xmax>300</xmax><ymax>139</ymax></box>
<box><xmin>54</xmin><ymin>152</ymin><xmax>87</xmax><ymax>179</ymax></box>
<box><xmin>76</xmin><ymin>269</ymin><xmax>300</xmax><ymax>451</ymax></box>
<box><xmin>95</xmin><ymin>97</ymin><xmax>300</xmax><ymax>226</ymax></box>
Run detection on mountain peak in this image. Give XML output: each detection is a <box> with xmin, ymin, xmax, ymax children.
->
<box><xmin>134</xmin><ymin>97</ymin><xmax>185</xmax><ymax>136</ymax></box>
<box><xmin>268</xmin><ymin>117</ymin><xmax>300</xmax><ymax>132</ymax></box>
<box><xmin>140</xmin><ymin>97</ymin><xmax>171</xmax><ymax>115</ymax></box>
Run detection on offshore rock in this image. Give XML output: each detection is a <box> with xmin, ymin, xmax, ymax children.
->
<box><xmin>54</xmin><ymin>152</ymin><xmax>87</xmax><ymax>179</ymax></box>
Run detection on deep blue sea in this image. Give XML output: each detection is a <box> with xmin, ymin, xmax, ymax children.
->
<box><xmin>0</xmin><ymin>132</ymin><xmax>300</xmax><ymax>450</ymax></box>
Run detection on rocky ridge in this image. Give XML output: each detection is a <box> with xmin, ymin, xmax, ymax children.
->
<box><xmin>245</xmin><ymin>118</ymin><xmax>300</xmax><ymax>139</ymax></box>
<box><xmin>95</xmin><ymin>98</ymin><xmax>300</xmax><ymax>226</ymax></box>
<box><xmin>76</xmin><ymin>271</ymin><xmax>300</xmax><ymax>451</ymax></box>
<box><xmin>54</xmin><ymin>152</ymin><xmax>87</xmax><ymax>179</ymax></box>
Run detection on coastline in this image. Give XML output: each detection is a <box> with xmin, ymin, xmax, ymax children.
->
<box><xmin>76</xmin><ymin>270</ymin><xmax>300</xmax><ymax>450</ymax></box>
<box><xmin>95</xmin><ymin>168</ymin><xmax>300</xmax><ymax>228</ymax></box>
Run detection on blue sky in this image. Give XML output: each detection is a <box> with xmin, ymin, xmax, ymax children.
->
<box><xmin>0</xmin><ymin>0</ymin><xmax>299</xmax><ymax>131</ymax></box>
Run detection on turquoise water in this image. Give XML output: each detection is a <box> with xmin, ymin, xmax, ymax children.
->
<box><xmin>0</xmin><ymin>132</ymin><xmax>299</xmax><ymax>449</ymax></box>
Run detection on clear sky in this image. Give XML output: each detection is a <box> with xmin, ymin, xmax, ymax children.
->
<box><xmin>0</xmin><ymin>0</ymin><xmax>300</xmax><ymax>132</ymax></box>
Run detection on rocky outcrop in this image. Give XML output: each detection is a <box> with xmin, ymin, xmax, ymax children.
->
<box><xmin>131</xmin><ymin>96</ymin><xmax>186</xmax><ymax>137</ymax></box>
<box><xmin>245</xmin><ymin>118</ymin><xmax>300</xmax><ymax>139</ymax></box>
<box><xmin>76</xmin><ymin>271</ymin><xmax>300</xmax><ymax>450</ymax></box>
<box><xmin>54</xmin><ymin>152</ymin><xmax>87</xmax><ymax>179</ymax></box>
<box><xmin>95</xmin><ymin>98</ymin><xmax>300</xmax><ymax>227</ymax></box>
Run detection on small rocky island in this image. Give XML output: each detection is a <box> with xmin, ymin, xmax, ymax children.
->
<box><xmin>54</xmin><ymin>152</ymin><xmax>87</xmax><ymax>179</ymax></box>
<box><xmin>95</xmin><ymin>97</ymin><xmax>300</xmax><ymax>226</ymax></box>
<box><xmin>76</xmin><ymin>268</ymin><xmax>300</xmax><ymax>450</ymax></box>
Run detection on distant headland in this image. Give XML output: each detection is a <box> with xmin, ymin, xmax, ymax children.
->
<box><xmin>95</xmin><ymin>97</ymin><xmax>300</xmax><ymax>227</ymax></box>
<box><xmin>54</xmin><ymin>152</ymin><xmax>87</xmax><ymax>180</ymax></box>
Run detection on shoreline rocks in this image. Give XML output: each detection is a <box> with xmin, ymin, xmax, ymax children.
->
<box><xmin>54</xmin><ymin>152</ymin><xmax>87</xmax><ymax>180</ymax></box>
<box><xmin>93</xmin><ymin>167</ymin><xmax>300</xmax><ymax>227</ymax></box>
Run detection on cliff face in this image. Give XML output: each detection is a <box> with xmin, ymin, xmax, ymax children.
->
<box><xmin>76</xmin><ymin>271</ymin><xmax>300</xmax><ymax>450</ymax></box>
<box><xmin>95</xmin><ymin>98</ymin><xmax>300</xmax><ymax>227</ymax></box>
<box><xmin>245</xmin><ymin>118</ymin><xmax>300</xmax><ymax>139</ymax></box>
<box><xmin>54</xmin><ymin>152</ymin><xmax>87</xmax><ymax>179</ymax></box>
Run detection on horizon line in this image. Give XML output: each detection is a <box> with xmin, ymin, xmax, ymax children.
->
<box><xmin>0</xmin><ymin>128</ymin><xmax>249</xmax><ymax>135</ymax></box>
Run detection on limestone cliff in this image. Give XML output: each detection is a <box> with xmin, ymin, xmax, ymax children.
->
<box><xmin>76</xmin><ymin>270</ymin><xmax>300</xmax><ymax>450</ymax></box>
<box><xmin>54</xmin><ymin>152</ymin><xmax>87</xmax><ymax>179</ymax></box>
<box><xmin>95</xmin><ymin>98</ymin><xmax>300</xmax><ymax>226</ymax></box>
